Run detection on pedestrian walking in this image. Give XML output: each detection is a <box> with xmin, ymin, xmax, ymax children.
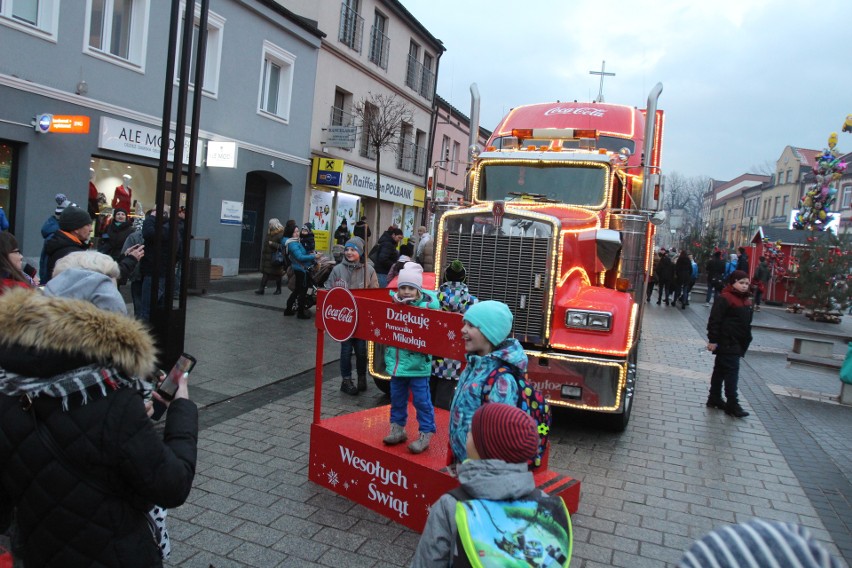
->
<box><xmin>0</xmin><ymin>232</ymin><xmax>37</xmax><ymax>293</ymax></box>
<box><xmin>255</xmin><ymin>218</ymin><xmax>286</xmax><ymax>295</ymax></box>
<box><xmin>655</xmin><ymin>249</ymin><xmax>674</xmax><ymax>305</ymax></box>
<box><xmin>372</xmin><ymin>227</ymin><xmax>402</xmax><ymax>287</ymax></box>
<box><xmin>283</xmin><ymin>224</ymin><xmax>317</xmax><ymax>319</ymax></box>
<box><xmin>414</xmin><ymin>226</ymin><xmax>434</xmax><ymax>272</ymax></box>
<box><xmin>724</xmin><ymin>253</ymin><xmax>738</xmax><ymax>279</ymax></box>
<box><xmin>706</xmin><ymin>269</ymin><xmax>753</xmax><ymax>418</ymax></box>
<box><xmin>324</xmin><ymin>236</ymin><xmax>378</xmax><ymax>395</ymax></box>
<box><xmin>736</xmin><ymin>246</ymin><xmax>750</xmax><ymax>274</ymax></box>
<box><xmin>333</xmin><ymin>219</ymin><xmax>350</xmax><ymax>245</ymax></box>
<box><xmin>386</xmin><ymin>242</ymin><xmax>414</xmax><ymax>283</ymax></box>
<box><xmin>674</xmin><ymin>250</ymin><xmax>693</xmax><ymax>308</ymax></box>
<box><xmin>688</xmin><ymin>253</ymin><xmax>698</xmax><ymax>303</ymax></box>
<box><xmin>43</xmin><ymin>206</ymin><xmax>93</xmax><ymax>283</ymax></box>
<box><xmin>753</xmin><ymin>256</ymin><xmax>771</xmax><ymax>311</ymax></box>
<box><xmin>353</xmin><ymin>215</ymin><xmax>371</xmax><ymax>243</ymax></box>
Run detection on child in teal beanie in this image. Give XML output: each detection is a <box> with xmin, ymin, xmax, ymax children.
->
<box><xmin>448</xmin><ymin>300</ymin><xmax>529</xmax><ymax>464</ymax></box>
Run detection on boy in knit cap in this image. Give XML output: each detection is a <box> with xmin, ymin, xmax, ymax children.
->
<box><xmin>325</xmin><ymin>236</ymin><xmax>378</xmax><ymax>395</ymax></box>
<box><xmin>43</xmin><ymin>206</ymin><xmax>93</xmax><ymax>283</ymax></box>
<box><xmin>449</xmin><ymin>300</ymin><xmax>534</xmax><ymax>464</ymax></box>
<box><xmin>411</xmin><ymin>403</ymin><xmax>544</xmax><ymax>567</ymax></box>
<box><xmin>430</xmin><ymin>259</ymin><xmax>478</xmax><ymax>410</ymax></box>
<box><xmin>706</xmin><ymin>269</ymin><xmax>753</xmax><ymax>418</ymax></box>
<box><xmin>383</xmin><ymin>262</ymin><xmax>440</xmax><ymax>453</ymax></box>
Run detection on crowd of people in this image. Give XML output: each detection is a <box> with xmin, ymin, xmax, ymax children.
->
<box><xmin>2</xmin><ymin>197</ymin><xmax>842</xmax><ymax>565</ymax></box>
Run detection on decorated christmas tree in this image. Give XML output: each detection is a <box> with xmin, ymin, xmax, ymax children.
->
<box><xmin>790</xmin><ymin>232</ymin><xmax>852</xmax><ymax>321</ymax></box>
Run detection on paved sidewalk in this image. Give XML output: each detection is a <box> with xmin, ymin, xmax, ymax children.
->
<box><xmin>161</xmin><ymin>277</ymin><xmax>850</xmax><ymax>567</ymax></box>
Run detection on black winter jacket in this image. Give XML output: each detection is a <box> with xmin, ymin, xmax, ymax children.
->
<box><xmin>707</xmin><ymin>285</ymin><xmax>753</xmax><ymax>356</ymax></box>
<box><xmin>655</xmin><ymin>255</ymin><xmax>675</xmax><ymax>285</ymax></box>
<box><xmin>373</xmin><ymin>231</ymin><xmax>400</xmax><ymax>274</ymax></box>
<box><xmin>43</xmin><ymin>231</ymin><xmax>88</xmax><ymax>283</ymax></box>
<box><xmin>0</xmin><ymin>289</ymin><xmax>198</xmax><ymax>567</ymax></box>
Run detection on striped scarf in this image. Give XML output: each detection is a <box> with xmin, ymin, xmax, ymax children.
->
<box><xmin>0</xmin><ymin>364</ymin><xmax>149</xmax><ymax>411</ymax></box>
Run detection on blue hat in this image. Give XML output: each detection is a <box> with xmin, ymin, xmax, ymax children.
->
<box><xmin>463</xmin><ymin>300</ymin><xmax>513</xmax><ymax>346</ymax></box>
<box><xmin>344</xmin><ymin>237</ymin><xmax>365</xmax><ymax>257</ymax></box>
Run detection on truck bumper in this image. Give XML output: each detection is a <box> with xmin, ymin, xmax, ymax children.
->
<box><xmin>526</xmin><ymin>350</ymin><xmax>630</xmax><ymax>413</ymax></box>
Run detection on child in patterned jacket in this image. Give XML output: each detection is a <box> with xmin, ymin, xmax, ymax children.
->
<box><xmin>430</xmin><ymin>259</ymin><xmax>478</xmax><ymax>410</ymax></box>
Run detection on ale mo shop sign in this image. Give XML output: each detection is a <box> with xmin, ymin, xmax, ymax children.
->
<box><xmin>35</xmin><ymin>114</ymin><xmax>90</xmax><ymax>134</ymax></box>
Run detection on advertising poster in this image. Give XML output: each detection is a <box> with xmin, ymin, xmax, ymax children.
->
<box><xmin>391</xmin><ymin>203</ymin><xmax>403</xmax><ymax>229</ymax></box>
<box><xmin>220</xmin><ymin>200</ymin><xmax>243</xmax><ymax>225</ymax></box>
<box><xmin>335</xmin><ymin>193</ymin><xmax>360</xmax><ymax>241</ymax></box>
<box><xmin>402</xmin><ymin>207</ymin><xmax>416</xmax><ymax>240</ymax></box>
<box><xmin>310</xmin><ymin>189</ymin><xmax>334</xmax><ymax>251</ymax></box>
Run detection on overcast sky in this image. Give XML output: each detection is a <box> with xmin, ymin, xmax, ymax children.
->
<box><xmin>403</xmin><ymin>0</ymin><xmax>852</xmax><ymax>182</ymax></box>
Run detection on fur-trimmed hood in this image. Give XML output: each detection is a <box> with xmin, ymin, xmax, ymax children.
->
<box><xmin>0</xmin><ymin>287</ymin><xmax>157</xmax><ymax>377</ymax></box>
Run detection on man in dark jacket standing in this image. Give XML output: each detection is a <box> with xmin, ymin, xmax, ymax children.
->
<box><xmin>43</xmin><ymin>206</ymin><xmax>92</xmax><ymax>283</ymax></box>
<box><xmin>353</xmin><ymin>216</ymin><xmax>371</xmax><ymax>243</ymax></box>
<box><xmin>736</xmin><ymin>246</ymin><xmax>749</xmax><ymax>274</ymax></box>
<box><xmin>706</xmin><ymin>270</ymin><xmax>753</xmax><ymax>418</ymax></box>
<box><xmin>373</xmin><ymin>227</ymin><xmax>402</xmax><ymax>287</ymax></box>
<box><xmin>704</xmin><ymin>251</ymin><xmax>726</xmax><ymax>306</ymax></box>
<box><xmin>140</xmin><ymin>208</ymin><xmax>182</xmax><ymax>322</ymax></box>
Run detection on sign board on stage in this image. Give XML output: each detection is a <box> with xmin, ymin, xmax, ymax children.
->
<box><xmin>318</xmin><ymin>289</ymin><xmax>466</xmax><ymax>360</ymax></box>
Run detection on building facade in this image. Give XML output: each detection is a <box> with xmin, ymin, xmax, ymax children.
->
<box><xmin>759</xmin><ymin>145</ymin><xmax>819</xmax><ymax>230</ymax></box>
<box><xmin>282</xmin><ymin>0</ymin><xmax>444</xmax><ymax>250</ymax></box>
<box><xmin>706</xmin><ymin>174</ymin><xmax>769</xmax><ymax>249</ymax></box>
<box><xmin>429</xmin><ymin>95</ymin><xmax>490</xmax><ymax>204</ymax></box>
<box><xmin>0</xmin><ymin>0</ymin><xmax>324</xmax><ymax>276</ymax></box>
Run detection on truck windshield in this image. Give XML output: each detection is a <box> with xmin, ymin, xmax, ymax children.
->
<box><xmin>479</xmin><ymin>163</ymin><xmax>607</xmax><ymax>207</ymax></box>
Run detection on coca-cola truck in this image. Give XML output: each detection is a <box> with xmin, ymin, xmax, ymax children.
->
<box><xmin>370</xmin><ymin>84</ymin><xmax>665</xmax><ymax>431</ymax></box>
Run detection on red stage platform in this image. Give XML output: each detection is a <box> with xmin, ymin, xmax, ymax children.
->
<box><xmin>308</xmin><ymin>289</ymin><xmax>581</xmax><ymax>533</ymax></box>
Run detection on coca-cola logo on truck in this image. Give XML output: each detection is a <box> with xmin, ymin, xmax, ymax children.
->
<box><xmin>543</xmin><ymin>106</ymin><xmax>606</xmax><ymax>118</ymax></box>
<box><xmin>322</xmin><ymin>287</ymin><xmax>358</xmax><ymax>342</ymax></box>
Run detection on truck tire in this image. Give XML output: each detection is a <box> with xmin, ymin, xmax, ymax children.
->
<box><xmin>373</xmin><ymin>376</ymin><xmax>390</xmax><ymax>395</ymax></box>
<box><xmin>602</xmin><ymin>347</ymin><xmax>638</xmax><ymax>432</ymax></box>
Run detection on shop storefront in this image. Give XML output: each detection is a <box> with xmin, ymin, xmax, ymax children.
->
<box><xmin>0</xmin><ymin>142</ymin><xmax>17</xmax><ymax>231</ymax></box>
<box><xmin>308</xmin><ymin>157</ymin><xmax>425</xmax><ymax>253</ymax></box>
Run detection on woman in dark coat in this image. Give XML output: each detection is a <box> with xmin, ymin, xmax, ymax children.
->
<box><xmin>0</xmin><ymin>288</ymin><xmax>198</xmax><ymax>567</ymax></box>
<box><xmin>255</xmin><ymin>218</ymin><xmax>286</xmax><ymax>295</ymax></box>
<box><xmin>654</xmin><ymin>249</ymin><xmax>675</xmax><ymax>305</ymax></box>
<box><xmin>97</xmin><ymin>208</ymin><xmax>135</xmax><ymax>260</ymax></box>
<box><xmin>706</xmin><ymin>270</ymin><xmax>753</xmax><ymax>418</ymax></box>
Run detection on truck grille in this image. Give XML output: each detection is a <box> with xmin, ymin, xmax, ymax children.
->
<box><xmin>440</xmin><ymin>213</ymin><xmax>554</xmax><ymax>345</ymax></box>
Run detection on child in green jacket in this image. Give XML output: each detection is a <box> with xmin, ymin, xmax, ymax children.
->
<box><xmin>383</xmin><ymin>262</ymin><xmax>440</xmax><ymax>454</ymax></box>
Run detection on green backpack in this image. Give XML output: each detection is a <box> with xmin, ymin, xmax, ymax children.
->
<box><xmin>450</xmin><ymin>487</ymin><xmax>572</xmax><ymax>567</ymax></box>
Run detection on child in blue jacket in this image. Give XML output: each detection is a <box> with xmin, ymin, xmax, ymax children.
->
<box><xmin>383</xmin><ymin>262</ymin><xmax>440</xmax><ymax>454</ymax></box>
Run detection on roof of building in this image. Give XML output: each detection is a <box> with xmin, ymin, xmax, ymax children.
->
<box><xmin>712</xmin><ymin>174</ymin><xmax>771</xmax><ymax>204</ymax></box>
<box><xmin>792</xmin><ymin>147</ymin><xmax>821</xmax><ymax>171</ymax></box>
<box><xmin>751</xmin><ymin>226</ymin><xmax>813</xmax><ymax>246</ymax></box>
<box><xmin>435</xmin><ymin>95</ymin><xmax>492</xmax><ymax>139</ymax></box>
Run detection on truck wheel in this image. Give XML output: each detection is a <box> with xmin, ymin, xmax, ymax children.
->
<box><xmin>602</xmin><ymin>347</ymin><xmax>638</xmax><ymax>432</ymax></box>
<box><xmin>602</xmin><ymin>392</ymin><xmax>633</xmax><ymax>432</ymax></box>
<box><xmin>373</xmin><ymin>376</ymin><xmax>391</xmax><ymax>395</ymax></box>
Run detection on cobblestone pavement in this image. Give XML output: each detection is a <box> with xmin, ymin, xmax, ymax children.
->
<box><xmin>160</xmin><ymin>278</ymin><xmax>850</xmax><ymax>567</ymax></box>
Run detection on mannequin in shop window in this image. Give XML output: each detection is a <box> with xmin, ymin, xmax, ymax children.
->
<box><xmin>87</xmin><ymin>168</ymin><xmax>100</xmax><ymax>219</ymax></box>
<box><xmin>112</xmin><ymin>174</ymin><xmax>133</xmax><ymax>213</ymax></box>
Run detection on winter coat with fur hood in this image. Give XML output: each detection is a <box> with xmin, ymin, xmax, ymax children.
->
<box><xmin>0</xmin><ymin>288</ymin><xmax>198</xmax><ymax>568</ymax></box>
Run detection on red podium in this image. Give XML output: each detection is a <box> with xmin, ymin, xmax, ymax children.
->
<box><xmin>308</xmin><ymin>288</ymin><xmax>580</xmax><ymax>532</ymax></box>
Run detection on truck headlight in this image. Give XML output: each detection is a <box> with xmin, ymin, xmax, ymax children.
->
<box><xmin>565</xmin><ymin>309</ymin><xmax>612</xmax><ymax>331</ymax></box>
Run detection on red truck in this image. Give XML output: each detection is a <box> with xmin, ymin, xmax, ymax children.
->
<box><xmin>372</xmin><ymin>84</ymin><xmax>665</xmax><ymax>431</ymax></box>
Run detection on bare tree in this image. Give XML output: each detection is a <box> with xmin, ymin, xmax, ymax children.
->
<box><xmin>749</xmin><ymin>160</ymin><xmax>776</xmax><ymax>176</ymax></box>
<box><xmin>353</xmin><ymin>92</ymin><xmax>414</xmax><ymax>248</ymax></box>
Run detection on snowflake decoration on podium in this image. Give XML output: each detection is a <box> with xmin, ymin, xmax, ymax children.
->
<box><xmin>327</xmin><ymin>470</ymin><xmax>339</xmax><ymax>486</ymax></box>
<box><xmin>373</xmin><ymin>328</ymin><xmax>381</xmax><ymax>338</ymax></box>
<box><xmin>447</xmin><ymin>330</ymin><xmax>456</xmax><ymax>341</ymax></box>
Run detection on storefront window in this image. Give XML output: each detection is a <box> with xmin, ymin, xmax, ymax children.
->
<box><xmin>0</xmin><ymin>143</ymin><xmax>15</xmax><ymax>227</ymax></box>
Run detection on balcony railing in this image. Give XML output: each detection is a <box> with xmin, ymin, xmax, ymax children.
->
<box><xmin>368</xmin><ymin>26</ymin><xmax>389</xmax><ymax>70</ymax></box>
<box><xmin>338</xmin><ymin>3</ymin><xmax>363</xmax><ymax>53</ymax></box>
<box><xmin>397</xmin><ymin>140</ymin><xmax>427</xmax><ymax>174</ymax></box>
<box><xmin>329</xmin><ymin>104</ymin><xmax>354</xmax><ymax>128</ymax></box>
<box><xmin>405</xmin><ymin>54</ymin><xmax>420</xmax><ymax>91</ymax></box>
<box><xmin>405</xmin><ymin>55</ymin><xmax>435</xmax><ymax>101</ymax></box>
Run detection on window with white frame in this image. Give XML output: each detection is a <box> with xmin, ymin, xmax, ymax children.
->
<box><xmin>842</xmin><ymin>184</ymin><xmax>852</xmax><ymax>209</ymax></box>
<box><xmin>451</xmin><ymin>141</ymin><xmax>460</xmax><ymax>173</ymax></box>
<box><xmin>0</xmin><ymin>0</ymin><xmax>59</xmax><ymax>39</ymax></box>
<box><xmin>368</xmin><ymin>10</ymin><xmax>389</xmax><ymax>70</ymax></box>
<box><xmin>439</xmin><ymin>135</ymin><xmax>450</xmax><ymax>166</ymax></box>
<box><xmin>174</xmin><ymin>4</ymin><xmax>225</xmax><ymax>97</ymax></box>
<box><xmin>85</xmin><ymin>0</ymin><xmax>150</xmax><ymax>69</ymax></box>
<box><xmin>782</xmin><ymin>195</ymin><xmax>789</xmax><ymax>215</ymax></box>
<box><xmin>258</xmin><ymin>41</ymin><xmax>295</xmax><ymax>122</ymax></box>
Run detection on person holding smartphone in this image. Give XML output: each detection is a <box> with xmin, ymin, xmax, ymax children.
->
<box><xmin>0</xmin><ymin>286</ymin><xmax>198</xmax><ymax>567</ymax></box>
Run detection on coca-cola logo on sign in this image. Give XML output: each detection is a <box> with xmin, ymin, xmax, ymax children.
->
<box><xmin>322</xmin><ymin>287</ymin><xmax>359</xmax><ymax>342</ymax></box>
<box><xmin>543</xmin><ymin>106</ymin><xmax>606</xmax><ymax>118</ymax></box>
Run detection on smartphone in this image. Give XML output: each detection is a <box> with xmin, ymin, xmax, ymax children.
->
<box><xmin>157</xmin><ymin>353</ymin><xmax>196</xmax><ymax>401</ymax></box>
<box><xmin>151</xmin><ymin>353</ymin><xmax>196</xmax><ymax>420</ymax></box>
